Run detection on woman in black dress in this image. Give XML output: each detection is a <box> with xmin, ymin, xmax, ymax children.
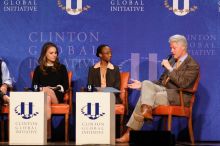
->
<box><xmin>32</xmin><ymin>42</ymin><xmax>68</xmax><ymax>120</ymax></box>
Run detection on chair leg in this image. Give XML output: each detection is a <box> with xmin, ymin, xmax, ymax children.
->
<box><xmin>167</xmin><ymin>115</ymin><xmax>172</xmax><ymax>131</ymax></box>
<box><xmin>188</xmin><ymin>117</ymin><xmax>195</xmax><ymax>144</ymax></box>
<box><xmin>65</xmin><ymin>114</ymin><xmax>69</xmax><ymax>143</ymax></box>
<box><xmin>163</xmin><ymin>117</ymin><xmax>167</xmax><ymax>130</ymax></box>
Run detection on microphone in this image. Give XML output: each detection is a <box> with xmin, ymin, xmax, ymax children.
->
<box><xmin>162</xmin><ymin>54</ymin><xmax>172</xmax><ymax>67</ymax></box>
<box><xmin>166</xmin><ymin>54</ymin><xmax>173</xmax><ymax>60</ymax></box>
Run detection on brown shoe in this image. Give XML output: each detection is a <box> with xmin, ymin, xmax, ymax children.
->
<box><xmin>116</xmin><ymin>128</ymin><xmax>131</xmax><ymax>143</ymax></box>
<box><xmin>141</xmin><ymin>104</ymin><xmax>153</xmax><ymax>120</ymax></box>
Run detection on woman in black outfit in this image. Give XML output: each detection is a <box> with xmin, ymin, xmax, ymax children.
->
<box><xmin>87</xmin><ymin>44</ymin><xmax>122</xmax><ymax>138</ymax></box>
<box><xmin>88</xmin><ymin>44</ymin><xmax>121</xmax><ymax>104</ymax></box>
<box><xmin>32</xmin><ymin>42</ymin><xmax>68</xmax><ymax>120</ymax></box>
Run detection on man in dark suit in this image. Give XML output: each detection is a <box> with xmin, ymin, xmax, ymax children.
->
<box><xmin>116</xmin><ymin>34</ymin><xmax>200</xmax><ymax>143</ymax></box>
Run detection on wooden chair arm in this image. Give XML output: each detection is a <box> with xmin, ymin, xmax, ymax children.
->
<box><xmin>178</xmin><ymin>88</ymin><xmax>196</xmax><ymax>108</ymax></box>
<box><xmin>64</xmin><ymin>87</ymin><xmax>72</xmax><ymax>102</ymax></box>
<box><xmin>65</xmin><ymin>88</ymin><xmax>72</xmax><ymax>93</ymax></box>
<box><xmin>179</xmin><ymin>90</ymin><xmax>185</xmax><ymax>108</ymax></box>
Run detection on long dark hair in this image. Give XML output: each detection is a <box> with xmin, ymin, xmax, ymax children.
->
<box><xmin>38</xmin><ymin>42</ymin><xmax>60</xmax><ymax>74</ymax></box>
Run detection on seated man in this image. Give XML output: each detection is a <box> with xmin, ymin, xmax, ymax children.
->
<box><xmin>116</xmin><ymin>34</ymin><xmax>200</xmax><ymax>143</ymax></box>
<box><xmin>0</xmin><ymin>59</ymin><xmax>12</xmax><ymax>105</ymax></box>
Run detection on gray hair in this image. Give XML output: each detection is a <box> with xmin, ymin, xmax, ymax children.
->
<box><xmin>169</xmin><ymin>34</ymin><xmax>188</xmax><ymax>50</ymax></box>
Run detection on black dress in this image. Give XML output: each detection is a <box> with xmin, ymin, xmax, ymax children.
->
<box><xmin>32</xmin><ymin>64</ymin><xmax>68</xmax><ymax>103</ymax></box>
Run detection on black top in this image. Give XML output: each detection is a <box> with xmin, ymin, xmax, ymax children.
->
<box><xmin>88</xmin><ymin>65</ymin><xmax>120</xmax><ymax>89</ymax></box>
<box><xmin>32</xmin><ymin>64</ymin><xmax>68</xmax><ymax>103</ymax></box>
<box><xmin>88</xmin><ymin>65</ymin><xmax>121</xmax><ymax>104</ymax></box>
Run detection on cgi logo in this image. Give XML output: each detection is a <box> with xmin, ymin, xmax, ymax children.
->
<box><xmin>57</xmin><ymin>0</ymin><xmax>91</xmax><ymax>15</ymax></box>
<box><xmin>164</xmin><ymin>0</ymin><xmax>198</xmax><ymax>16</ymax></box>
<box><xmin>14</xmin><ymin>102</ymin><xmax>39</xmax><ymax>119</ymax></box>
<box><xmin>81</xmin><ymin>103</ymin><xmax>105</xmax><ymax>120</ymax></box>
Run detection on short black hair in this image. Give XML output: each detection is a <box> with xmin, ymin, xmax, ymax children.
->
<box><xmin>96</xmin><ymin>44</ymin><xmax>109</xmax><ymax>57</ymax></box>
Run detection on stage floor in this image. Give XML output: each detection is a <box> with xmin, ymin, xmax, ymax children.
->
<box><xmin>0</xmin><ymin>142</ymin><xmax>220</xmax><ymax>146</ymax></box>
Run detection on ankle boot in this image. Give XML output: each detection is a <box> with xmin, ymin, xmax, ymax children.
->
<box><xmin>141</xmin><ymin>104</ymin><xmax>153</xmax><ymax>120</ymax></box>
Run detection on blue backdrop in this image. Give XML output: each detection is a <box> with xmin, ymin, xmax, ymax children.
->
<box><xmin>0</xmin><ymin>0</ymin><xmax>219</xmax><ymax>141</ymax></box>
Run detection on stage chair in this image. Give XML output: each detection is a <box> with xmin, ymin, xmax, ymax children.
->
<box><xmin>152</xmin><ymin>73</ymin><xmax>200</xmax><ymax>144</ymax></box>
<box><xmin>31</xmin><ymin>71</ymin><xmax>73</xmax><ymax>142</ymax></box>
<box><xmin>115</xmin><ymin>72</ymin><xmax>130</xmax><ymax>135</ymax></box>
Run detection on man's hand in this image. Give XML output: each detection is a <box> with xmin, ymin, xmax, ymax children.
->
<box><xmin>0</xmin><ymin>84</ymin><xmax>8</xmax><ymax>94</ymax></box>
<box><xmin>161</xmin><ymin>59</ymin><xmax>172</xmax><ymax>71</ymax></box>
<box><xmin>128</xmin><ymin>79</ymin><xmax>142</xmax><ymax>90</ymax></box>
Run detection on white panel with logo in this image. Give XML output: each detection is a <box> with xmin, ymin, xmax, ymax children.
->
<box><xmin>9</xmin><ymin>92</ymin><xmax>47</xmax><ymax>145</ymax></box>
<box><xmin>76</xmin><ymin>92</ymin><xmax>115</xmax><ymax>145</ymax></box>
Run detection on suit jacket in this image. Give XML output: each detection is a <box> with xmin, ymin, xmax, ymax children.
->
<box><xmin>154</xmin><ymin>55</ymin><xmax>200</xmax><ymax>107</ymax></box>
<box><xmin>88</xmin><ymin>63</ymin><xmax>121</xmax><ymax>103</ymax></box>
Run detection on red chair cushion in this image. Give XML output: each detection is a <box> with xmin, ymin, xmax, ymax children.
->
<box><xmin>153</xmin><ymin>105</ymin><xmax>190</xmax><ymax>117</ymax></box>
<box><xmin>1</xmin><ymin>105</ymin><xmax>9</xmax><ymax>114</ymax></box>
<box><xmin>51</xmin><ymin>104</ymin><xmax>69</xmax><ymax>114</ymax></box>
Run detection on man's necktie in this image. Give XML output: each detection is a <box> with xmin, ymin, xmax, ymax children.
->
<box><xmin>175</xmin><ymin>60</ymin><xmax>181</xmax><ymax>69</ymax></box>
<box><xmin>163</xmin><ymin>60</ymin><xmax>181</xmax><ymax>86</ymax></box>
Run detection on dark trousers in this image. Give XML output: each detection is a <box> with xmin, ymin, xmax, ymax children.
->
<box><xmin>116</xmin><ymin>115</ymin><xmax>121</xmax><ymax>138</ymax></box>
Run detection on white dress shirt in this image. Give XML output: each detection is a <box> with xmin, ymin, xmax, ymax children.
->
<box><xmin>1</xmin><ymin>61</ymin><xmax>12</xmax><ymax>86</ymax></box>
